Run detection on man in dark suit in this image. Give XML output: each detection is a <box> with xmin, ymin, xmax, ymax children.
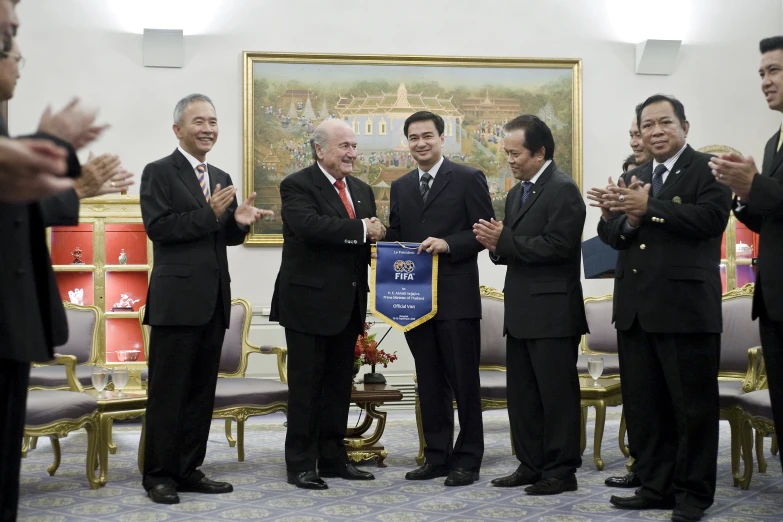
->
<box><xmin>140</xmin><ymin>94</ymin><xmax>270</xmax><ymax>504</ymax></box>
<box><xmin>710</xmin><ymin>36</ymin><xmax>783</xmax><ymax>470</ymax></box>
<box><xmin>270</xmin><ymin>118</ymin><xmax>384</xmax><ymax>490</ymax></box>
<box><xmin>474</xmin><ymin>115</ymin><xmax>586</xmax><ymax>495</ymax></box>
<box><xmin>595</xmin><ymin>95</ymin><xmax>731</xmax><ymax>522</ymax></box>
<box><xmin>385</xmin><ymin>111</ymin><xmax>494</xmax><ymax>487</ymax></box>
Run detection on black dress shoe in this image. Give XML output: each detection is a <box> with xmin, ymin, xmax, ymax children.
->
<box><xmin>604</xmin><ymin>472</ymin><xmax>641</xmax><ymax>488</ymax></box>
<box><xmin>671</xmin><ymin>507</ymin><xmax>704</xmax><ymax>521</ymax></box>
<box><xmin>287</xmin><ymin>470</ymin><xmax>328</xmax><ymax>490</ymax></box>
<box><xmin>444</xmin><ymin>468</ymin><xmax>479</xmax><ymax>487</ymax></box>
<box><xmin>610</xmin><ymin>494</ymin><xmax>675</xmax><ymax>510</ymax></box>
<box><xmin>177</xmin><ymin>477</ymin><xmax>233</xmax><ymax>494</ymax></box>
<box><xmin>405</xmin><ymin>463</ymin><xmax>449</xmax><ymax>480</ymax></box>
<box><xmin>491</xmin><ymin>471</ymin><xmax>537</xmax><ymax>488</ymax></box>
<box><xmin>148</xmin><ymin>483</ymin><xmax>180</xmax><ymax>504</ymax></box>
<box><xmin>319</xmin><ymin>463</ymin><xmax>375</xmax><ymax>480</ymax></box>
<box><xmin>524</xmin><ymin>474</ymin><xmax>578</xmax><ymax>495</ymax></box>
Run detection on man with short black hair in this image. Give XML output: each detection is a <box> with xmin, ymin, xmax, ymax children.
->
<box><xmin>711</xmin><ymin>36</ymin><xmax>783</xmax><ymax>471</ymax></box>
<box><xmin>475</xmin><ymin>114</ymin><xmax>586</xmax><ymax>495</ymax></box>
<box><xmin>597</xmin><ymin>94</ymin><xmax>731</xmax><ymax>522</ymax></box>
<box><xmin>387</xmin><ymin>110</ymin><xmax>494</xmax><ymax>487</ymax></box>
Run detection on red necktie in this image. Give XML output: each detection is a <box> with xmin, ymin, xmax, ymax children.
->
<box><xmin>334</xmin><ymin>179</ymin><xmax>356</xmax><ymax>219</ymax></box>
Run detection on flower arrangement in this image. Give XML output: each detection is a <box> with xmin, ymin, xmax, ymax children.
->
<box><xmin>354</xmin><ymin>322</ymin><xmax>397</xmax><ymax>377</ymax></box>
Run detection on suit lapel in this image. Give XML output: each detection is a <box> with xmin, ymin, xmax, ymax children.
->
<box><xmin>311</xmin><ymin>165</ymin><xmax>350</xmax><ymax>219</ymax></box>
<box><xmin>763</xmin><ymin>130</ymin><xmax>783</xmax><ymax>179</ymax></box>
<box><xmin>174</xmin><ymin>150</ymin><xmax>208</xmax><ymax>208</ymax></box>
<box><xmin>405</xmin><ymin>170</ymin><xmax>424</xmax><ymax>211</ymax></box>
<box><xmin>655</xmin><ymin>145</ymin><xmax>693</xmax><ymax>200</ymax></box>
<box><xmin>422</xmin><ymin>158</ymin><xmax>452</xmax><ymax>211</ymax></box>
<box><xmin>510</xmin><ymin>162</ymin><xmax>555</xmax><ymax>228</ymax></box>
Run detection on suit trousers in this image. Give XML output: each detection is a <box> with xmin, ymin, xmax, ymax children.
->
<box><xmin>506</xmin><ymin>335</ymin><xmax>582</xmax><ymax>480</ymax></box>
<box><xmin>284</xmin><ymin>299</ymin><xmax>361</xmax><ymax>472</ymax></box>
<box><xmin>617</xmin><ymin>320</ymin><xmax>720</xmax><ymax>511</ymax></box>
<box><xmin>406</xmin><ymin>318</ymin><xmax>484</xmax><ymax>471</ymax></box>
<box><xmin>142</xmin><ymin>292</ymin><xmax>226</xmax><ymax>490</ymax></box>
<box><xmin>0</xmin><ymin>359</ymin><xmax>29</xmax><ymax>522</ymax></box>
<box><xmin>759</xmin><ymin>306</ymin><xmax>783</xmax><ymax>469</ymax></box>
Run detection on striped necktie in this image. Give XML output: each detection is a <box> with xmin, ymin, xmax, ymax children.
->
<box><xmin>196</xmin><ymin>163</ymin><xmax>210</xmax><ymax>203</ymax></box>
<box><xmin>420</xmin><ymin>172</ymin><xmax>432</xmax><ymax>203</ymax></box>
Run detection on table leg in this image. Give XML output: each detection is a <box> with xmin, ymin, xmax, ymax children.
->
<box><xmin>107</xmin><ymin>420</ymin><xmax>117</xmax><ymax>455</ymax></box>
<box><xmin>579</xmin><ymin>406</ymin><xmax>587</xmax><ymax>456</ymax></box>
<box><xmin>618</xmin><ymin>409</ymin><xmax>630</xmax><ymax>457</ymax></box>
<box><xmin>592</xmin><ymin>399</ymin><xmax>606</xmax><ymax>471</ymax></box>
<box><xmin>98</xmin><ymin>414</ymin><xmax>110</xmax><ymax>486</ymax></box>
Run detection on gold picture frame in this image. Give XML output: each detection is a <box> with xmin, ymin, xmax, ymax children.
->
<box><xmin>243</xmin><ymin>52</ymin><xmax>583</xmax><ymax>246</ymax></box>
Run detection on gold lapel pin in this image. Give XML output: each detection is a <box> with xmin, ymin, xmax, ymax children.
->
<box><xmin>672</xmin><ymin>196</ymin><xmax>682</xmax><ymax>204</ymax></box>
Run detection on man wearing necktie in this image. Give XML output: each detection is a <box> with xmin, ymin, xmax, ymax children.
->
<box><xmin>597</xmin><ymin>95</ymin><xmax>731</xmax><ymax>522</ymax></box>
<box><xmin>385</xmin><ymin>111</ymin><xmax>494</xmax><ymax>487</ymax></box>
<box><xmin>710</xmin><ymin>36</ymin><xmax>783</xmax><ymax>473</ymax></box>
<box><xmin>474</xmin><ymin>115</ymin><xmax>587</xmax><ymax>495</ymax></box>
<box><xmin>270</xmin><ymin>118</ymin><xmax>384</xmax><ymax>490</ymax></box>
<box><xmin>140</xmin><ymin>94</ymin><xmax>271</xmax><ymax>504</ymax></box>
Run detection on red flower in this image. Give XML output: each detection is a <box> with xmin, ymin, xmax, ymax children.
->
<box><xmin>354</xmin><ymin>322</ymin><xmax>397</xmax><ymax>369</ymax></box>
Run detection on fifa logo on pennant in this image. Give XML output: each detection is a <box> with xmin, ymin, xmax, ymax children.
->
<box><xmin>393</xmin><ymin>260</ymin><xmax>415</xmax><ymax>280</ymax></box>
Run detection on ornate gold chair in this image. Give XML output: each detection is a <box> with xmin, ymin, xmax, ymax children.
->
<box><xmin>139</xmin><ymin>299</ymin><xmax>288</xmax><ymax>463</ymax></box>
<box><xmin>28</xmin><ymin>302</ymin><xmax>101</xmax><ymax>389</ymax></box>
<box><xmin>23</xmin><ymin>354</ymin><xmax>100</xmax><ymax>489</ymax></box>
<box><xmin>414</xmin><ymin>286</ymin><xmax>507</xmax><ymax>465</ymax></box>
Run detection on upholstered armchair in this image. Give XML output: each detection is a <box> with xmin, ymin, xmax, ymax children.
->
<box><xmin>212</xmin><ymin>298</ymin><xmax>288</xmax><ymax>462</ymax></box>
<box><xmin>23</xmin><ymin>354</ymin><xmax>100</xmax><ymax>489</ymax></box>
<box><xmin>414</xmin><ymin>286</ymin><xmax>508</xmax><ymax>466</ymax></box>
<box><xmin>29</xmin><ymin>302</ymin><xmax>101</xmax><ymax>389</ymax></box>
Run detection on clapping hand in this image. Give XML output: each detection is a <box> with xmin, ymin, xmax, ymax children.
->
<box><xmin>38</xmin><ymin>98</ymin><xmax>109</xmax><ymax>150</ymax></box>
<box><xmin>473</xmin><ymin>218</ymin><xmax>503</xmax><ymax>253</ymax></box>
<box><xmin>235</xmin><ymin>191</ymin><xmax>274</xmax><ymax>225</ymax></box>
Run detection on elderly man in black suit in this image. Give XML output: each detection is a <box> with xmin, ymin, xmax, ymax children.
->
<box><xmin>710</xmin><ymin>36</ymin><xmax>783</xmax><ymax>472</ymax></box>
<box><xmin>271</xmin><ymin>118</ymin><xmax>385</xmax><ymax>490</ymax></box>
<box><xmin>140</xmin><ymin>94</ymin><xmax>271</xmax><ymax>504</ymax></box>
<box><xmin>385</xmin><ymin>111</ymin><xmax>494</xmax><ymax>487</ymax></box>
<box><xmin>593</xmin><ymin>94</ymin><xmax>731</xmax><ymax>522</ymax></box>
<box><xmin>475</xmin><ymin>115</ymin><xmax>587</xmax><ymax>495</ymax></box>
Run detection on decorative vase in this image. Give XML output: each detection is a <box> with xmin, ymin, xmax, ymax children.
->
<box><xmin>363</xmin><ymin>372</ymin><xmax>386</xmax><ymax>384</ymax></box>
<box><xmin>118</xmin><ymin>249</ymin><xmax>127</xmax><ymax>265</ymax></box>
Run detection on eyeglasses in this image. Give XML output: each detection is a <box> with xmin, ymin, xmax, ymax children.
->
<box><xmin>0</xmin><ymin>52</ymin><xmax>24</xmax><ymax>69</ymax></box>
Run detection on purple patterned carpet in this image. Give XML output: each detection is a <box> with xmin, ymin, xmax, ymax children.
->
<box><xmin>16</xmin><ymin>409</ymin><xmax>783</xmax><ymax>521</ymax></box>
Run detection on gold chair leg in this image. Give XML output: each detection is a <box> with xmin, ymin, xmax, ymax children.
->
<box><xmin>728</xmin><ymin>412</ymin><xmax>741</xmax><ymax>486</ymax></box>
<box><xmin>30</xmin><ymin>436</ymin><xmax>38</xmax><ymax>450</ymax></box>
<box><xmin>414</xmin><ymin>395</ymin><xmax>425</xmax><ymax>466</ymax></box>
<box><xmin>21</xmin><ymin>436</ymin><xmax>30</xmax><ymax>458</ymax></box>
<box><xmin>47</xmin><ymin>436</ymin><xmax>61</xmax><ymax>476</ymax></box>
<box><xmin>85</xmin><ymin>420</ymin><xmax>100</xmax><ymax>489</ymax></box>
<box><xmin>755</xmin><ymin>430</ymin><xmax>768</xmax><ymax>473</ymax></box>
<box><xmin>618</xmin><ymin>409</ymin><xmax>630</xmax><ymax>458</ymax></box>
<box><xmin>592</xmin><ymin>400</ymin><xmax>607</xmax><ymax>471</ymax></box>
<box><xmin>738</xmin><ymin>418</ymin><xmax>755</xmax><ymax>490</ymax></box>
<box><xmin>237</xmin><ymin>420</ymin><xmax>246</xmax><ymax>462</ymax></box>
<box><xmin>772</xmin><ymin>434</ymin><xmax>779</xmax><ymax>456</ymax></box>
<box><xmin>579</xmin><ymin>406</ymin><xmax>587</xmax><ymax>456</ymax></box>
<box><xmin>225</xmin><ymin>419</ymin><xmax>236</xmax><ymax>448</ymax></box>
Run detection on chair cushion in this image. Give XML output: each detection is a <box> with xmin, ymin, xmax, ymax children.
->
<box><xmin>479</xmin><ymin>370</ymin><xmax>507</xmax><ymax>400</ymax></box>
<box><xmin>28</xmin><ymin>366</ymin><xmax>93</xmax><ymax>388</ymax></box>
<box><xmin>25</xmin><ymin>390</ymin><xmax>97</xmax><ymax>426</ymax></box>
<box><xmin>718</xmin><ymin>380</ymin><xmax>745</xmax><ymax>409</ymax></box>
<box><xmin>584</xmin><ymin>299</ymin><xmax>617</xmax><ymax>354</ymax></box>
<box><xmin>213</xmin><ymin>377</ymin><xmax>288</xmax><ymax>409</ymax></box>
<box><xmin>738</xmin><ymin>389</ymin><xmax>773</xmax><ymax>419</ymax></box>
<box><xmin>479</xmin><ymin>297</ymin><xmax>505</xmax><ymax>367</ymax></box>
<box><xmin>576</xmin><ymin>354</ymin><xmax>620</xmax><ymax>376</ymax></box>
<box><xmin>219</xmin><ymin>303</ymin><xmax>248</xmax><ymax>374</ymax></box>
<box><xmin>720</xmin><ymin>296</ymin><xmax>759</xmax><ymax>375</ymax></box>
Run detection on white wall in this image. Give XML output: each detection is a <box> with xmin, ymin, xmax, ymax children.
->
<box><xmin>14</xmin><ymin>0</ymin><xmax>783</xmax><ymax>377</ymax></box>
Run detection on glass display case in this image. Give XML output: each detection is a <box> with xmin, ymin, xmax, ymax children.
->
<box><xmin>49</xmin><ymin>196</ymin><xmax>151</xmax><ymax>388</ymax></box>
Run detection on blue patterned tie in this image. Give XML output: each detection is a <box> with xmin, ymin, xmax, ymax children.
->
<box><xmin>652</xmin><ymin>164</ymin><xmax>667</xmax><ymax>197</ymax></box>
<box><xmin>520</xmin><ymin>181</ymin><xmax>533</xmax><ymax>205</ymax></box>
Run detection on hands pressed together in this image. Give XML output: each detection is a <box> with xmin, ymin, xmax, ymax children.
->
<box><xmin>708</xmin><ymin>153</ymin><xmax>757</xmax><ymax>200</ymax></box>
<box><xmin>587</xmin><ymin>176</ymin><xmax>651</xmax><ymax>227</ymax></box>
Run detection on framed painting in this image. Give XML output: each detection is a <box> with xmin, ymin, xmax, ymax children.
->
<box><xmin>243</xmin><ymin>52</ymin><xmax>582</xmax><ymax>246</ymax></box>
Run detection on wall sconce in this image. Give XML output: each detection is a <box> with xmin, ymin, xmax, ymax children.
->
<box><xmin>635</xmin><ymin>39</ymin><xmax>682</xmax><ymax>75</ymax></box>
<box><xmin>142</xmin><ymin>28</ymin><xmax>184</xmax><ymax>68</ymax></box>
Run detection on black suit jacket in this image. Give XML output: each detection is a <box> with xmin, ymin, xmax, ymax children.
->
<box><xmin>0</xmin><ymin>131</ymin><xmax>81</xmax><ymax>363</ymax></box>
<box><xmin>598</xmin><ymin>145</ymin><xmax>732</xmax><ymax>333</ymax></box>
<box><xmin>491</xmin><ymin>162</ymin><xmax>588</xmax><ymax>339</ymax></box>
<box><xmin>270</xmin><ymin>164</ymin><xmax>375</xmax><ymax>337</ymax></box>
<box><xmin>385</xmin><ymin>158</ymin><xmax>494</xmax><ymax>320</ymax></box>
<box><xmin>734</xmin><ymin>130</ymin><xmax>783</xmax><ymax>322</ymax></box>
<box><xmin>140</xmin><ymin>149</ymin><xmax>246</xmax><ymax>327</ymax></box>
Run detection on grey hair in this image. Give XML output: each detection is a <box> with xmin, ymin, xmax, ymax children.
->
<box><xmin>309</xmin><ymin>125</ymin><xmax>329</xmax><ymax>161</ymax></box>
<box><xmin>173</xmin><ymin>94</ymin><xmax>215</xmax><ymax>125</ymax></box>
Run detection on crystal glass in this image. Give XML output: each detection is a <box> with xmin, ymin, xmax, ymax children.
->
<box><xmin>91</xmin><ymin>367</ymin><xmax>109</xmax><ymax>399</ymax></box>
<box><xmin>112</xmin><ymin>366</ymin><xmax>129</xmax><ymax>397</ymax></box>
<box><xmin>587</xmin><ymin>357</ymin><xmax>604</xmax><ymax>387</ymax></box>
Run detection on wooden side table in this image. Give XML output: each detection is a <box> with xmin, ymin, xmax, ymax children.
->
<box><xmin>345</xmin><ymin>383</ymin><xmax>403</xmax><ymax>467</ymax></box>
<box><xmin>579</xmin><ymin>377</ymin><xmax>622</xmax><ymax>471</ymax></box>
<box><xmin>83</xmin><ymin>389</ymin><xmax>147</xmax><ymax>485</ymax></box>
